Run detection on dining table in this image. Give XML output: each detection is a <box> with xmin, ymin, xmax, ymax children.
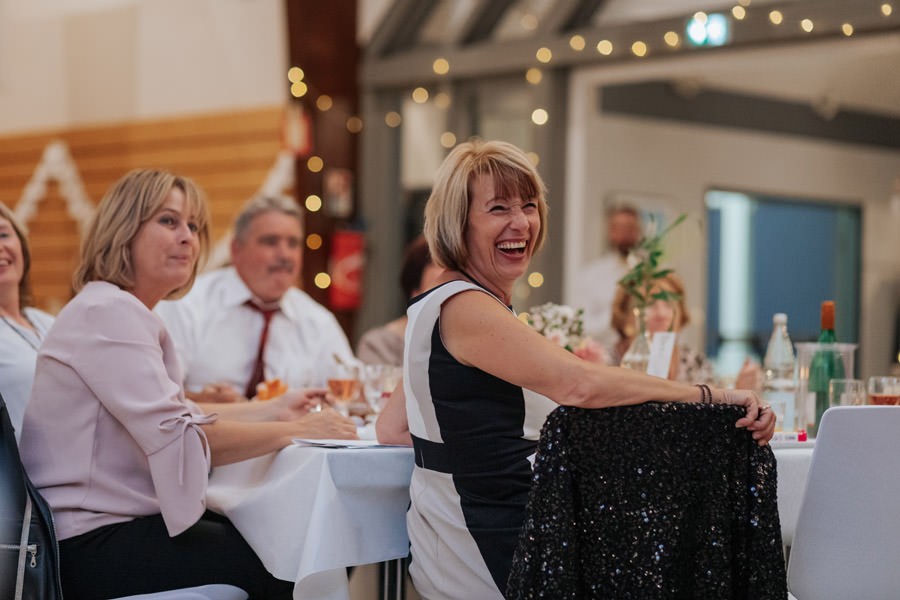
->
<box><xmin>206</xmin><ymin>434</ymin><xmax>815</xmax><ymax>600</ymax></box>
<box><xmin>207</xmin><ymin>439</ymin><xmax>415</xmax><ymax>600</ymax></box>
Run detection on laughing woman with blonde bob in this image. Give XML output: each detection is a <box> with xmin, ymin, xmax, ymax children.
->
<box><xmin>378</xmin><ymin>140</ymin><xmax>775</xmax><ymax>599</ymax></box>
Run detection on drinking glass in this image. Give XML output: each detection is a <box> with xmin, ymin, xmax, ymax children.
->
<box><xmin>362</xmin><ymin>365</ymin><xmax>402</xmax><ymax>418</ymax></box>
<box><xmin>362</xmin><ymin>365</ymin><xmax>385</xmax><ymax>415</ymax></box>
<box><xmin>828</xmin><ymin>378</ymin><xmax>866</xmax><ymax>407</ymax></box>
<box><xmin>867</xmin><ymin>376</ymin><xmax>900</xmax><ymax>406</ymax></box>
<box><xmin>327</xmin><ymin>363</ymin><xmax>361</xmax><ymax>417</ymax></box>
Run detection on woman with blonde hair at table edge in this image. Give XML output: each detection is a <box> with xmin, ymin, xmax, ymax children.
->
<box><xmin>610</xmin><ymin>271</ymin><xmax>762</xmax><ymax>390</ymax></box>
<box><xmin>19</xmin><ymin>169</ymin><xmax>356</xmax><ymax>600</ymax></box>
<box><xmin>376</xmin><ymin>140</ymin><xmax>775</xmax><ymax>600</ymax></box>
<box><xmin>0</xmin><ymin>201</ymin><xmax>55</xmax><ymax>441</ymax></box>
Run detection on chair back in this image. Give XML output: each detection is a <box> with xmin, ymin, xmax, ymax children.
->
<box><xmin>508</xmin><ymin>402</ymin><xmax>787</xmax><ymax>598</ymax></box>
<box><xmin>1</xmin><ymin>393</ymin><xmax>248</xmax><ymax>600</ymax></box>
<box><xmin>0</xmin><ymin>393</ymin><xmax>63</xmax><ymax>600</ymax></box>
<box><xmin>112</xmin><ymin>585</ymin><xmax>249</xmax><ymax>599</ymax></box>
<box><xmin>787</xmin><ymin>406</ymin><xmax>900</xmax><ymax>599</ymax></box>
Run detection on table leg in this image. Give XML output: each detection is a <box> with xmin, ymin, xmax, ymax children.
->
<box><xmin>379</xmin><ymin>557</ymin><xmax>407</xmax><ymax>600</ymax></box>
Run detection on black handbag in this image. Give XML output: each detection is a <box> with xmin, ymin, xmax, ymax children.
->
<box><xmin>0</xmin><ymin>393</ymin><xmax>64</xmax><ymax>600</ymax></box>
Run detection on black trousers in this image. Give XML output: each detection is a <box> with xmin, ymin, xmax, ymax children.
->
<box><xmin>59</xmin><ymin>510</ymin><xmax>293</xmax><ymax>600</ymax></box>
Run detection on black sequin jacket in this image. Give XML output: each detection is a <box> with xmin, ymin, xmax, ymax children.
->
<box><xmin>508</xmin><ymin>402</ymin><xmax>787</xmax><ymax>599</ymax></box>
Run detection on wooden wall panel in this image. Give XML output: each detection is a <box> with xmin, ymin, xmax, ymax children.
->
<box><xmin>0</xmin><ymin>106</ymin><xmax>285</xmax><ymax>314</ymax></box>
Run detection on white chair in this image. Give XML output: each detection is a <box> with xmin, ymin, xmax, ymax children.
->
<box><xmin>113</xmin><ymin>585</ymin><xmax>248</xmax><ymax>599</ymax></box>
<box><xmin>787</xmin><ymin>406</ymin><xmax>900</xmax><ymax>600</ymax></box>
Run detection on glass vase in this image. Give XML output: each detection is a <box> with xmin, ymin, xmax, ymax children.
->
<box><xmin>621</xmin><ymin>307</ymin><xmax>651</xmax><ymax>373</ymax></box>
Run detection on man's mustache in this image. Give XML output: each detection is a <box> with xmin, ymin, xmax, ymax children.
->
<box><xmin>266</xmin><ymin>259</ymin><xmax>296</xmax><ymax>273</ymax></box>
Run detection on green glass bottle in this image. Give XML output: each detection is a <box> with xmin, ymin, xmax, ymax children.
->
<box><xmin>808</xmin><ymin>301</ymin><xmax>845</xmax><ymax>437</ymax></box>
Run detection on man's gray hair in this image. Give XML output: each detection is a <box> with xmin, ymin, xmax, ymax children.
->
<box><xmin>233</xmin><ymin>194</ymin><xmax>303</xmax><ymax>241</ymax></box>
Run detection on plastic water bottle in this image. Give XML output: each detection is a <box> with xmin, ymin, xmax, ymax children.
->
<box><xmin>763</xmin><ymin>313</ymin><xmax>796</xmax><ymax>431</ymax></box>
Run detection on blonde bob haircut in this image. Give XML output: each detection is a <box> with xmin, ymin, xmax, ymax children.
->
<box><xmin>424</xmin><ymin>139</ymin><xmax>548</xmax><ymax>271</ymax></box>
<box><xmin>0</xmin><ymin>201</ymin><xmax>34</xmax><ymax>309</ymax></box>
<box><xmin>73</xmin><ymin>169</ymin><xmax>210</xmax><ymax>300</ymax></box>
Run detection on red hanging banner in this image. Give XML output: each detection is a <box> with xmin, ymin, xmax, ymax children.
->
<box><xmin>328</xmin><ymin>230</ymin><xmax>364</xmax><ymax>310</ymax></box>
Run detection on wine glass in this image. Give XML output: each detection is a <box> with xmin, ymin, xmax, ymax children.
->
<box><xmin>327</xmin><ymin>363</ymin><xmax>361</xmax><ymax>417</ymax></box>
<box><xmin>362</xmin><ymin>365</ymin><xmax>402</xmax><ymax>418</ymax></box>
<box><xmin>361</xmin><ymin>365</ymin><xmax>385</xmax><ymax>415</ymax></box>
<box><xmin>828</xmin><ymin>378</ymin><xmax>866</xmax><ymax>407</ymax></box>
<box><xmin>867</xmin><ymin>376</ymin><xmax>900</xmax><ymax>406</ymax></box>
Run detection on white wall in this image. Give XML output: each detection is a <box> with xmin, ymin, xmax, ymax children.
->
<box><xmin>565</xmin><ymin>39</ymin><xmax>900</xmax><ymax>379</ymax></box>
<box><xmin>0</xmin><ymin>0</ymin><xmax>287</xmax><ymax>134</ymax></box>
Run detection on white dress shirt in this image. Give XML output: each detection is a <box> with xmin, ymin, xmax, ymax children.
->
<box><xmin>156</xmin><ymin>267</ymin><xmax>355</xmax><ymax>394</ymax></box>
<box><xmin>0</xmin><ymin>306</ymin><xmax>54</xmax><ymax>442</ymax></box>
<box><xmin>569</xmin><ymin>253</ymin><xmax>630</xmax><ymax>346</ymax></box>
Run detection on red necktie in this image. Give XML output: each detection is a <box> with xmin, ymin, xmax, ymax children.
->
<box><xmin>244</xmin><ymin>301</ymin><xmax>278</xmax><ymax>399</ymax></box>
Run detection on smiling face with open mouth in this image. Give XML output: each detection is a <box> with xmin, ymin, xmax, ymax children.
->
<box><xmin>463</xmin><ymin>173</ymin><xmax>541</xmax><ymax>303</ymax></box>
<box><xmin>0</xmin><ymin>216</ymin><xmax>25</xmax><ymax>298</ymax></box>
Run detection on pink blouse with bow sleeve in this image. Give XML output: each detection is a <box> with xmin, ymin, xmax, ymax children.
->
<box><xmin>20</xmin><ymin>281</ymin><xmax>218</xmax><ymax>539</ymax></box>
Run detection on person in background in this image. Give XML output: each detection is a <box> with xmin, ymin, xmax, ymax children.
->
<box><xmin>570</xmin><ymin>204</ymin><xmax>643</xmax><ymax>347</ymax></box>
<box><xmin>610</xmin><ymin>271</ymin><xmax>762</xmax><ymax>390</ymax></box>
<box><xmin>0</xmin><ymin>202</ymin><xmax>54</xmax><ymax>441</ymax></box>
<box><xmin>20</xmin><ymin>169</ymin><xmax>355</xmax><ymax>600</ymax></box>
<box><xmin>376</xmin><ymin>140</ymin><xmax>774</xmax><ymax>599</ymax></box>
<box><xmin>157</xmin><ymin>194</ymin><xmax>355</xmax><ymax>403</ymax></box>
<box><xmin>356</xmin><ymin>235</ymin><xmax>443</xmax><ymax>366</ymax></box>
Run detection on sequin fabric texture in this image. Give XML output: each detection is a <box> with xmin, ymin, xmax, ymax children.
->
<box><xmin>507</xmin><ymin>402</ymin><xmax>787</xmax><ymax>599</ymax></box>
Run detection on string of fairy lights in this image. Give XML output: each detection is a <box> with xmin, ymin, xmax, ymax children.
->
<box><xmin>286</xmin><ymin>0</ymin><xmax>896</xmax><ymax>294</ymax></box>
<box><xmin>285</xmin><ymin>66</ymin><xmax>360</xmax><ymax>290</ymax></box>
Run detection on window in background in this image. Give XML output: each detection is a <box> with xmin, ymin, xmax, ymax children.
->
<box><xmin>706</xmin><ymin>190</ymin><xmax>861</xmax><ymax>377</ymax></box>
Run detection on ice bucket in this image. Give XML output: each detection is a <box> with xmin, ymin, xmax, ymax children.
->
<box><xmin>795</xmin><ymin>342</ymin><xmax>857</xmax><ymax>437</ymax></box>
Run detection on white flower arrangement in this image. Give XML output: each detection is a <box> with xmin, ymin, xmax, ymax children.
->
<box><xmin>524</xmin><ymin>302</ymin><xmax>585</xmax><ymax>352</ymax></box>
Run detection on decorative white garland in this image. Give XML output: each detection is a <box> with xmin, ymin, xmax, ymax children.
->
<box><xmin>14</xmin><ymin>140</ymin><xmax>94</xmax><ymax>234</ymax></box>
<box><xmin>203</xmin><ymin>149</ymin><xmax>296</xmax><ymax>271</ymax></box>
<box><xmin>14</xmin><ymin>141</ymin><xmax>296</xmax><ymax>274</ymax></box>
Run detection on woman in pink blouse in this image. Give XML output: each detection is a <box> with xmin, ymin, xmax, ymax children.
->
<box><xmin>19</xmin><ymin>169</ymin><xmax>356</xmax><ymax>599</ymax></box>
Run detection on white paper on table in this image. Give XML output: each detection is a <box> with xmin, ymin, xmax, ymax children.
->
<box><xmin>292</xmin><ymin>438</ymin><xmax>407</xmax><ymax>449</ymax></box>
<box><xmin>647</xmin><ymin>332</ymin><xmax>677</xmax><ymax>378</ymax></box>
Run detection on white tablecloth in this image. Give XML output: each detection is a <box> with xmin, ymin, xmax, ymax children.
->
<box><xmin>206</xmin><ymin>438</ymin><xmax>812</xmax><ymax>599</ymax></box>
<box><xmin>771</xmin><ymin>441</ymin><xmax>815</xmax><ymax>548</ymax></box>
<box><xmin>207</xmin><ymin>444</ymin><xmax>415</xmax><ymax>600</ymax></box>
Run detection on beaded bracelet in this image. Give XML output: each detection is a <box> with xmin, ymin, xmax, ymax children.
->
<box><xmin>695</xmin><ymin>383</ymin><xmax>712</xmax><ymax>404</ymax></box>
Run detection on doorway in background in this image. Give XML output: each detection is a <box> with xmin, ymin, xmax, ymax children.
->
<box><xmin>705</xmin><ymin>190</ymin><xmax>861</xmax><ymax>377</ymax></box>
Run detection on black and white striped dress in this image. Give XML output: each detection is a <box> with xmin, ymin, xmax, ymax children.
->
<box><xmin>404</xmin><ymin>281</ymin><xmax>556</xmax><ymax>599</ymax></box>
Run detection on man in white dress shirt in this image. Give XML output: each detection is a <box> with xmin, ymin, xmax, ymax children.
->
<box><xmin>571</xmin><ymin>205</ymin><xmax>642</xmax><ymax>347</ymax></box>
<box><xmin>157</xmin><ymin>195</ymin><xmax>355</xmax><ymax>403</ymax></box>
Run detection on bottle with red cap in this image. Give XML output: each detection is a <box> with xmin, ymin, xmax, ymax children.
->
<box><xmin>808</xmin><ymin>300</ymin><xmax>845</xmax><ymax>437</ymax></box>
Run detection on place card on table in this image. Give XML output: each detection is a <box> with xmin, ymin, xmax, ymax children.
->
<box><xmin>647</xmin><ymin>332</ymin><xmax>677</xmax><ymax>378</ymax></box>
